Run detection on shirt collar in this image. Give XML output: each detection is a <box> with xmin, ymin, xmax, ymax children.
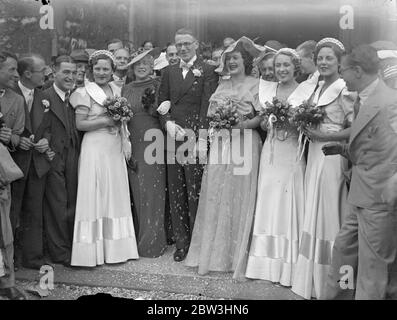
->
<box><xmin>18</xmin><ymin>80</ymin><xmax>34</xmax><ymax>98</ymax></box>
<box><xmin>53</xmin><ymin>83</ymin><xmax>68</xmax><ymax>102</ymax></box>
<box><xmin>358</xmin><ymin>78</ymin><xmax>379</xmax><ymax>105</ymax></box>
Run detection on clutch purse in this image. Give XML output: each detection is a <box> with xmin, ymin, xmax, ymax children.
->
<box><xmin>0</xmin><ymin>142</ymin><xmax>24</xmax><ymax>184</ymax></box>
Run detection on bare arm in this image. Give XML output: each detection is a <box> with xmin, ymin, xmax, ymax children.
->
<box><xmin>75</xmin><ymin>107</ymin><xmax>114</xmax><ymax>132</ymax></box>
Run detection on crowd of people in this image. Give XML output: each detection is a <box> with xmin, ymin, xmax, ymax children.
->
<box><xmin>1</xmin><ymin>27</ymin><xmax>397</xmax><ymax>300</ymax></box>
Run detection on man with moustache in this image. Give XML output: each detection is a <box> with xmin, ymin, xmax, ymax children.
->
<box><xmin>11</xmin><ymin>53</ymin><xmax>53</xmax><ymax>269</ymax></box>
<box><xmin>165</xmin><ymin>43</ymin><xmax>180</xmax><ymax>66</ymax></box>
<box><xmin>42</xmin><ymin>55</ymin><xmax>81</xmax><ymax>266</ymax></box>
<box><xmin>158</xmin><ymin>28</ymin><xmax>218</xmax><ymax>262</ymax></box>
<box><xmin>0</xmin><ymin>50</ymin><xmax>26</xmax><ymax>299</ymax></box>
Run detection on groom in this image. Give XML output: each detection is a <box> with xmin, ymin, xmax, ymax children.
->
<box><xmin>158</xmin><ymin>28</ymin><xmax>218</xmax><ymax>261</ymax></box>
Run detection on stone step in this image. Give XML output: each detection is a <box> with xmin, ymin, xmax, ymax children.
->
<box><xmin>15</xmin><ymin>246</ymin><xmax>302</xmax><ymax>300</ymax></box>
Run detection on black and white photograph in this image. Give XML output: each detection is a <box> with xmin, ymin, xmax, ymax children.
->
<box><xmin>0</xmin><ymin>0</ymin><xmax>397</xmax><ymax>306</ymax></box>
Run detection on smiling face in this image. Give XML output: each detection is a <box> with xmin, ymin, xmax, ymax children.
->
<box><xmin>0</xmin><ymin>57</ymin><xmax>19</xmax><ymax>89</ymax></box>
<box><xmin>55</xmin><ymin>62</ymin><xmax>77</xmax><ymax>91</ymax></box>
<box><xmin>316</xmin><ymin>47</ymin><xmax>339</xmax><ymax>78</ymax></box>
<box><xmin>274</xmin><ymin>53</ymin><xmax>295</xmax><ymax>83</ymax></box>
<box><xmin>133</xmin><ymin>55</ymin><xmax>153</xmax><ymax>81</ymax></box>
<box><xmin>225</xmin><ymin>50</ymin><xmax>245</xmax><ymax>76</ymax></box>
<box><xmin>259</xmin><ymin>57</ymin><xmax>275</xmax><ymax>81</ymax></box>
<box><xmin>175</xmin><ymin>34</ymin><xmax>198</xmax><ymax>63</ymax></box>
<box><xmin>166</xmin><ymin>45</ymin><xmax>179</xmax><ymax>65</ymax></box>
<box><xmin>92</xmin><ymin>58</ymin><xmax>113</xmax><ymax>86</ymax></box>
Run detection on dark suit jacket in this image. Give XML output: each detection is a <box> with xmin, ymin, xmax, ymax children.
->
<box><xmin>12</xmin><ymin>85</ymin><xmax>51</xmax><ymax>178</ymax></box>
<box><xmin>158</xmin><ymin>58</ymin><xmax>218</xmax><ymax>139</ymax></box>
<box><xmin>42</xmin><ymin>86</ymin><xmax>81</xmax><ymax>170</ymax></box>
<box><xmin>0</xmin><ymin>88</ymin><xmax>25</xmax><ymax>149</ymax></box>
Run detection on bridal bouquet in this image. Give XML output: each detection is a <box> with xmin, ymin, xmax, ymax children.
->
<box><xmin>257</xmin><ymin>97</ymin><xmax>293</xmax><ymax>131</ymax></box>
<box><xmin>290</xmin><ymin>100</ymin><xmax>325</xmax><ymax>130</ymax></box>
<box><xmin>102</xmin><ymin>96</ymin><xmax>133</xmax><ymax>161</ymax></box>
<box><xmin>208</xmin><ymin>98</ymin><xmax>240</xmax><ymax>132</ymax></box>
<box><xmin>290</xmin><ymin>100</ymin><xmax>326</xmax><ymax>160</ymax></box>
<box><xmin>103</xmin><ymin>96</ymin><xmax>134</xmax><ymax>122</ymax></box>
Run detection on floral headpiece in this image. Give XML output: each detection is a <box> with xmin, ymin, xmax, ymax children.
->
<box><xmin>316</xmin><ymin>38</ymin><xmax>345</xmax><ymax>52</ymax></box>
<box><xmin>276</xmin><ymin>48</ymin><xmax>300</xmax><ymax>61</ymax></box>
<box><xmin>88</xmin><ymin>50</ymin><xmax>116</xmax><ymax>65</ymax></box>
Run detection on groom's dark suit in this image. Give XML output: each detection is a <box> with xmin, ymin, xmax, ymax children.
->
<box><xmin>42</xmin><ymin>85</ymin><xmax>81</xmax><ymax>263</ymax></box>
<box><xmin>158</xmin><ymin>57</ymin><xmax>218</xmax><ymax>253</ymax></box>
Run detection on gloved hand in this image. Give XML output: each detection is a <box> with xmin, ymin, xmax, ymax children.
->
<box><xmin>166</xmin><ymin>121</ymin><xmax>186</xmax><ymax>140</ymax></box>
<box><xmin>157</xmin><ymin>100</ymin><xmax>171</xmax><ymax>115</ymax></box>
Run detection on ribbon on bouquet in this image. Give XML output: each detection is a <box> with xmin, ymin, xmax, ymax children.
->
<box><xmin>296</xmin><ymin>129</ymin><xmax>309</xmax><ymax>162</ymax></box>
<box><xmin>120</xmin><ymin>120</ymin><xmax>132</xmax><ymax>161</ymax></box>
<box><xmin>267</xmin><ymin>114</ymin><xmax>277</xmax><ymax>165</ymax></box>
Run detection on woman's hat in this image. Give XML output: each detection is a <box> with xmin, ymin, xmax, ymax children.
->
<box><xmin>215</xmin><ymin>36</ymin><xmax>268</xmax><ymax>74</ymax></box>
<box><xmin>127</xmin><ymin>48</ymin><xmax>161</xmax><ymax>68</ymax></box>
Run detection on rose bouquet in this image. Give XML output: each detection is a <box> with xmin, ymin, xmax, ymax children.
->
<box><xmin>290</xmin><ymin>100</ymin><xmax>326</xmax><ymax>160</ymax></box>
<box><xmin>103</xmin><ymin>96</ymin><xmax>134</xmax><ymax>122</ymax></box>
<box><xmin>102</xmin><ymin>96</ymin><xmax>133</xmax><ymax>161</ymax></box>
<box><xmin>290</xmin><ymin>100</ymin><xmax>326</xmax><ymax>131</ymax></box>
<box><xmin>208</xmin><ymin>98</ymin><xmax>240</xmax><ymax>133</ymax></box>
<box><xmin>257</xmin><ymin>97</ymin><xmax>293</xmax><ymax>131</ymax></box>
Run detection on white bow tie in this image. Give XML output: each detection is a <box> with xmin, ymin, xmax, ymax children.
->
<box><xmin>180</xmin><ymin>61</ymin><xmax>193</xmax><ymax>70</ymax></box>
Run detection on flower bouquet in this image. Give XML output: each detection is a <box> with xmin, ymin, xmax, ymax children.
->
<box><xmin>102</xmin><ymin>96</ymin><xmax>134</xmax><ymax>161</ymax></box>
<box><xmin>290</xmin><ymin>100</ymin><xmax>326</xmax><ymax>160</ymax></box>
<box><xmin>208</xmin><ymin>98</ymin><xmax>240</xmax><ymax>133</ymax></box>
<box><xmin>257</xmin><ymin>97</ymin><xmax>293</xmax><ymax>164</ymax></box>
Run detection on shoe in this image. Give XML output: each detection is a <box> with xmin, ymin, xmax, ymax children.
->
<box><xmin>0</xmin><ymin>287</ymin><xmax>26</xmax><ymax>300</ymax></box>
<box><xmin>173</xmin><ymin>248</ymin><xmax>188</xmax><ymax>262</ymax></box>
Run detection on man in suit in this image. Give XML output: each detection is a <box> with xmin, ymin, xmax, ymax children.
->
<box><xmin>42</xmin><ymin>55</ymin><xmax>80</xmax><ymax>266</ymax></box>
<box><xmin>0</xmin><ymin>50</ymin><xmax>26</xmax><ymax>299</ymax></box>
<box><xmin>322</xmin><ymin>44</ymin><xmax>397</xmax><ymax>299</ymax></box>
<box><xmin>158</xmin><ymin>28</ymin><xmax>218</xmax><ymax>261</ymax></box>
<box><xmin>11</xmin><ymin>53</ymin><xmax>52</xmax><ymax>269</ymax></box>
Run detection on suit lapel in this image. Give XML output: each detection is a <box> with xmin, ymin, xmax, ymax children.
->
<box><xmin>0</xmin><ymin>89</ymin><xmax>15</xmax><ymax>117</ymax></box>
<box><xmin>31</xmin><ymin>90</ymin><xmax>45</xmax><ymax>134</ymax></box>
<box><xmin>174</xmin><ymin>59</ymin><xmax>203</xmax><ymax>103</ymax></box>
<box><xmin>349</xmin><ymin>82</ymin><xmax>384</xmax><ymax>145</ymax></box>
<box><xmin>13</xmin><ymin>85</ymin><xmax>32</xmax><ymax>134</ymax></box>
<box><xmin>48</xmin><ymin>87</ymin><xmax>68</xmax><ymax>129</ymax></box>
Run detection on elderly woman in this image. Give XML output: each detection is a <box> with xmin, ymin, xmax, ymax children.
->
<box><xmin>70</xmin><ymin>50</ymin><xmax>139</xmax><ymax>267</ymax></box>
<box><xmin>122</xmin><ymin>49</ymin><xmax>168</xmax><ymax>258</ymax></box>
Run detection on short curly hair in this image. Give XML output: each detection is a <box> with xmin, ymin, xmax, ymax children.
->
<box><xmin>225</xmin><ymin>44</ymin><xmax>253</xmax><ymax>76</ymax></box>
<box><xmin>88</xmin><ymin>54</ymin><xmax>116</xmax><ymax>73</ymax></box>
<box><xmin>273</xmin><ymin>49</ymin><xmax>301</xmax><ymax>78</ymax></box>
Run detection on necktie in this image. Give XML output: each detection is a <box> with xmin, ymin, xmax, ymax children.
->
<box><xmin>26</xmin><ymin>90</ymin><xmax>34</xmax><ymax>112</ymax></box>
<box><xmin>353</xmin><ymin>96</ymin><xmax>361</xmax><ymax>119</ymax></box>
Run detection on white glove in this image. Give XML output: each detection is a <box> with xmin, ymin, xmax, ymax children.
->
<box><xmin>157</xmin><ymin>100</ymin><xmax>171</xmax><ymax>115</ymax></box>
<box><xmin>166</xmin><ymin>121</ymin><xmax>186</xmax><ymax>140</ymax></box>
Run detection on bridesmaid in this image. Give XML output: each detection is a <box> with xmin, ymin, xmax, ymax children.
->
<box><xmin>292</xmin><ymin>38</ymin><xmax>355</xmax><ymax>299</ymax></box>
<box><xmin>185</xmin><ymin>37</ymin><xmax>262</xmax><ymax>278</ymax></box>
<box><xmin>122</xmin><ymin>49</ymin><xmax>168</xmax><ymax>258</ymax></box>
<box><xmin>70</xmin><ymin>50</ymin><xmax>139</xmax><ymax>266</ymax></box>
<box><xmin>245</xmin><ymin>48</ymin><xmax>315</xmax><ymax>286</ymax></box>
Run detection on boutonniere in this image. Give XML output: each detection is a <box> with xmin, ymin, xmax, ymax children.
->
<box><xmin>42</xmin><ymin>99</ymin><xmax>50</xmax><ymax>112</ymax></box>
<box><xmin>192</xmin><ymin>66</ymin><xmax>203</xmax><ymax>78</ymax></box>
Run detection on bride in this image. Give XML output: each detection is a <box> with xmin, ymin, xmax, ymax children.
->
<box><xmin>70</xmin><ymin>50</ymin><xmax>139</xmax><ymax>267</ymax></box>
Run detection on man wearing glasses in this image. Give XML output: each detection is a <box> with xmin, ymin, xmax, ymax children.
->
<box><xmin>11</xmin><ymin>54</ymin><xmax>53</xmax><ymax>270</ymax></box>
<box><xmin>158</xmin><ymin>28</ymin><xmax>218</xmax><ymax>262</ymax></box>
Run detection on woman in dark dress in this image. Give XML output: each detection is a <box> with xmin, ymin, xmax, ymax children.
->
<box><xmin>122</xmin><ymin>49</ymin><xmax>167</xmax><ymax>258</ymax></box>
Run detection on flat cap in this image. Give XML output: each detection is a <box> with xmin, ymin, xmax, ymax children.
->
<box><xmin>70</xmin><ymin>49</ymin><xmax>89</xmax><ymax>63</ymax></box>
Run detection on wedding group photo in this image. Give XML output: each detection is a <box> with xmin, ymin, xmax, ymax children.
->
<box><xmin>0</xmin><ymin>0</ymin><xmax>397</xmax><ymax>301</ymax></box>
